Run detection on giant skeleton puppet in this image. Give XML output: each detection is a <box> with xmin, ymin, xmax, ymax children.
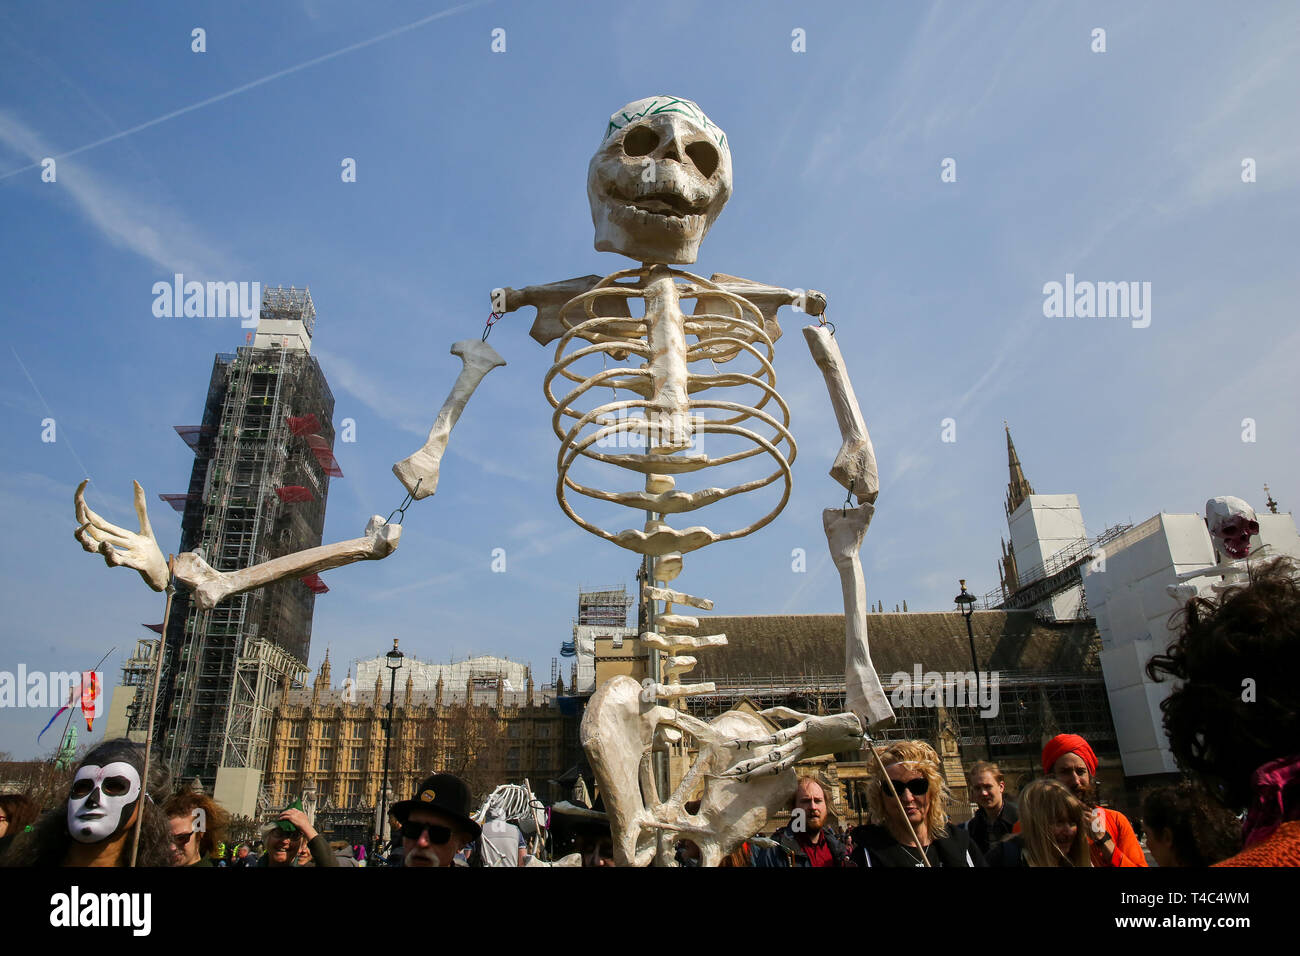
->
<box><xmin>70</xmin><ymin>95</ymin><xmax>893</xmax><ymax>867</ymax></box>
<box><xmin>491</xmin><ymin>96</ymin><xmax>894</xmax><ymax>866</ymax></box>
<box><xmin>1166</xmin><ymin>495</ymin><xmax>1265</xmax><ymax>601</ymax></box>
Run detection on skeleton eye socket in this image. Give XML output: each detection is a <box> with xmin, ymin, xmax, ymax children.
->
<box><xmin>622</xmin><ymin>125</ymin><xmax>659</xmax><ymax>157</ymax></box>
<box><xmin>685</xmin><ymin>142</ymin><xmax>719</xmax><ymax>177</ymax></box>
<box><xmin>70</xmin><ymin>779</ymin><xmax>95</xmax><ymax>799</ymax></box>
<box><xmin>101</xmin><ymin>776</ymin><xmax>133</xmax><ymax>797</ymax></box>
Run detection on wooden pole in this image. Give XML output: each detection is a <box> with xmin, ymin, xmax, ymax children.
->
<box><xmin>131</xmin><ymin>555</ymin><xmax>175</xmax><ymax>867</ymax></box>
<box><xmin>866</xmin><ymin>738</ymin><xmax>931</xmax><ymax>867</ymax></box>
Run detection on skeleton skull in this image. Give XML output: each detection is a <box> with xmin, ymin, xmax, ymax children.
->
<box><xmin>588</xmin><ymin>96</ymin><xmax>732</xmax><ymax>264</ymax></box>
<box><xmin>1206</xmin><ymin>495</ymin><xmax>1259</xmax><ymax>559</ymax></box>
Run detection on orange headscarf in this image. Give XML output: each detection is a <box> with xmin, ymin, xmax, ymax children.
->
<box><xmin>1041</xmin><ymin>734</ymin><xmax>1097</xmax><ymax>776</ymax></box>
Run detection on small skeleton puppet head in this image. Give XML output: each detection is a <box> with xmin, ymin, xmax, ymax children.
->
<box><xmin>66</xmin><ymin>739</ymin><xmax>146</xmax><ymax>844</ymax></box>
<box><xmin>588</xmin><ymin>96</ymin><xmax>733</xmax><ymax>264</ymax></box>
<box><xmin>1206</xmin><ymin>495</ymin><xmax>1259</xmax><ymax>559</ymax></box>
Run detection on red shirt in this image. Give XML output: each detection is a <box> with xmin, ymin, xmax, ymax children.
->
<box><xmin>797</xmin><ymin>832</ymin><xmax>835</xmax><ymax>867</ymax></box>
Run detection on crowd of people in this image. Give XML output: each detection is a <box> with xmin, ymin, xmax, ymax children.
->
<box><xmin>1</xmin><ymin>557</ymin><xmax>1296</xmax><ymax>868</ymax></box>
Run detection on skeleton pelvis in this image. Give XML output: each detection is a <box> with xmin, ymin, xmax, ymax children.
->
<box><xmin>580</xmin><ymin>675</ymin><xmax>795</xmax><ymax>866</ymax></box>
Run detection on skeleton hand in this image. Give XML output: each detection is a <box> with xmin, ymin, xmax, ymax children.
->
<box><xmin>720</xmin><ymin>709</ymin><xmax>864</xmax><ymax>781</ymax></box>
<box><xmin>74</xmin><ymin>479</ymin><xmax>169</xmax><ymax>592</ymax></box>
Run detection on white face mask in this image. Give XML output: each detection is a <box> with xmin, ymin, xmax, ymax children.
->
<box><xmin>67</xmin><ymin>761</ymin><xmax>142</xmax><ymax>844</ymax></box>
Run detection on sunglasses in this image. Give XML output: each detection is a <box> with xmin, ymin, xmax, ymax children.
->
<box><xmin>884</xmin><ymin>778</ymin><xmax>930</xmax><ymax>799</ymax></box>
<box><xmin>400</xmin><ymin>821</ymin><xmax>454</xmax><ymax>845</ymax></box>
<box><xmin>173</xmin><ymin>831</ymin><xmax>195</xmax><ymax>847</ymax></box>
<box><xmin>70</xmin><ymin>776</ymin><xmax>134</xmax><ymax>799</ymax></box>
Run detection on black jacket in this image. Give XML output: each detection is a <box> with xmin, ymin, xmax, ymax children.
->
<box><xmin>963</xmin><ymin>800</ymin><xmax>1019</xmax><ymax>857</ymax></box>
<box><xmin>984</xmin><ymin>834</ymin><xmax>1028</xmax><ymax>867</ymax></box>
<box><xmin>849</xmin><ymin>824</ymin><xmax>986</xmax><ymax>867</ymax></box>
<box><xmin>751</xmin><ymin>825</ymin><xmax>848</xmax><ymax>867</ymax></box>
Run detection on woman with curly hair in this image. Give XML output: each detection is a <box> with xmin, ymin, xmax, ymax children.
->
<box><xmin>0</xmin><ymin>738</ymin><xmax>175</xmax><ymax>867</ymax></box>
<box><xmin>1146</xmin><ymin>556</ymin><xmax>1300</xmax><ymax>866</ymax></box>
<box><xmin>849</xmin><ymin>740</ymin><xmax>984</xmax><ymax>867</ymax></box>
<box><xmin>1141</xmin><ymin>781</ymin><xmax>1242</xmax><ymax>867</ymax></box>
<box><xmin>162</xmin><ymin>790</ymin><xmax>230</xmax><ymax>866</ymax></box>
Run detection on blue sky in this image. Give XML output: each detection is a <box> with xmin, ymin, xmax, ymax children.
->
<box><xmin>1</xmin><ymin>1</ymin><xmax>1297</xmax><ymax>758</ymax></box>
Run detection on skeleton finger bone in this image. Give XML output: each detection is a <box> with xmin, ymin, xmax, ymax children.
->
<box><xmin>393</xmin><ymin>340</ymin><xmax>505</xmax><ymax>500</ymax></box>
<box><xmin>803</xmin><ymin>325</ymin><xmax>878</xmax><ymax>504</ymax></box>
<box><xmin>720</xmin><ymin>710</ymin><xmax>865</xmax><ymax>780</ymax></box>
<box><xmin>825</xmin><ymin>503</ymin><xmax>895</xmax><ymax>729</ymax></box>
<box><xmin>73</xmin><ymin>479</ymin><xmax>169</xmax><ymax>592</ymax></box>
<box><xmin>174</xmin><ymin>515</ymin><xmax>401</xmax><ymax>610</ymax></box>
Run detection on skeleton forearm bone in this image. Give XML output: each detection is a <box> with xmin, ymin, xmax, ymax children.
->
<box><xmin>825</xmin><ymin>504</ymin><xmax>895</xmax><ymax>729</ymax></box>
<box><xmin>173</xmin><ymin>516</ymin><xmax>400</xmax><ymax>610</ymax></box>
<box><xmin>393</xmin><ymin>340</ymin><xmax>506</xmax><ymax>500</ymax></box>
<box><xmin>803</xmin><ymin>325</ymin><xmax>878</xmax><ymax>504</ymax></box>
<box><xmin>74</xmin><ymin>479</ymin><xmax>169</xmax><ymax>592</ymax></box>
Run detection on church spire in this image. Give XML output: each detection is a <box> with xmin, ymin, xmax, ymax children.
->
<box><xmin>1004</xmin><ymin>422</ymin><xmax>1034</xmax><ymax>519</ymax></box>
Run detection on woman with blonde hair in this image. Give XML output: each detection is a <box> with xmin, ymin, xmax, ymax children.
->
<box><xmin>990</xmin><ymin>778</ymin><xmax>1092</xmax><ymax>867</ymax></box>
<box><xmin>849</xmin><ymin>740</ymin><xmax>984</xmax><ymax>867</ymax></box>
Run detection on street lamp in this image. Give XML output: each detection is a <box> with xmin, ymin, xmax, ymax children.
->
<box><xmin>954</xmin><ymin>580</ymin><xmax>994</xmax><ymax>759</ymax></box>
<box><xmin>378</xmin><ymin>638</ymin><xmax>404</xmax><ymax>848</ymax></box>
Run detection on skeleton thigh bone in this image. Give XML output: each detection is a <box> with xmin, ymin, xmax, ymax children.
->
<box><xmin>581</xmin><ymin>676</ymin><xmax>800</xmax><ymax>866</ymax></box>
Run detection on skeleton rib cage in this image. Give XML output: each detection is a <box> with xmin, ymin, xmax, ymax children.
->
<box><xmin>544</xmin><ymin>264</ymin><xmax>797</xmax><ymax>559</ymax></box>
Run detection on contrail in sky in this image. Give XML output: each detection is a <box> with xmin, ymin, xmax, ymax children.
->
<box><xmin>0</xmin><ymin>0</ymin><xmax>489</xmax><ymax>181</ymax></box>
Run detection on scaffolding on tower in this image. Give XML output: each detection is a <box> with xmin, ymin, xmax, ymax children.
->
<box><xmin>152</xmin><ymin>286</ymin><xmax>334</xmax><ymax>789</ymax></box>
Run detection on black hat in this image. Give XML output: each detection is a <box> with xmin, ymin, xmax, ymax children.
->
<box><xmin>390</xmin><ymin>773</ymin><xmax>481</xmax><ymax>840</ymax></box>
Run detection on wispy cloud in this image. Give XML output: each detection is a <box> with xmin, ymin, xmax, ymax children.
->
<box><xmin>0</xmin><ymin>110</ymin><xmax>238</xmax><ymax>278</ymax></box>
<box><xmin>0</xmin><ymin>0</ymin><xmax>492</xmax><ymax>180</ymax></box>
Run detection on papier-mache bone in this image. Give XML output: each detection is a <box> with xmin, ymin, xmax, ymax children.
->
<box><xmin>394</xmin><ymin>339</ymin><xmax>506</xmax><ymax>499</ymax></box>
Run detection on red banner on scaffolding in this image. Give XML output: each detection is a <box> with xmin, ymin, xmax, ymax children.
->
<box><xmin>300</xmin><ymin>573</ymin><xmax>329</xmax><ymax>595</ymax></box>
<box><xmin>275</xmin><ymin>485</ymin><xmax>314</xmax><ymax>503</ymax></box>
<box><xmin>305</xmin><ymin>434</ymin><xmax>344</xmax><ymax>477</ymax></box>
<box><xmin>287</xmin><ymin>414</ymin><xmax>320</xmax><ymax>436</ymax></box>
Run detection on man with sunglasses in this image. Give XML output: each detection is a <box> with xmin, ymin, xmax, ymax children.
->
<box><xmin>390</xmin><ymin>773</ymin><xmax>482</xmax><ymax>867</ymax></box>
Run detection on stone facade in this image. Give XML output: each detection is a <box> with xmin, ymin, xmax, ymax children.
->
<box><xmin>262</xmin><ymin>653</ymin><xmax>580</xmax><ymax>814</ymax></box>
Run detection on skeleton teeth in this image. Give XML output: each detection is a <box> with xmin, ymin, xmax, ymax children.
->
<box><xmin>610</xmin><ymin>202</ymin><xmax>704</xmax><ymax>236</ymax></box>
